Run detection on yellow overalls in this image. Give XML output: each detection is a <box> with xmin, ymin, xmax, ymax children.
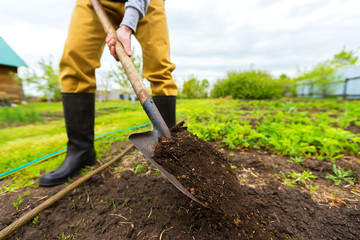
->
<box><xmin>60</xmin><ymin>0</ymin><xmax>178</xmax><ymax>96</ymax></box>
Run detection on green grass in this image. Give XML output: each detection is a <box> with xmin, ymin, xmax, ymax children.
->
<box><xmin>0</xmin><ymin>98</ymin><xmax>359</xmax><ymax>193</ymax></box>
<box><xmin>0</xmin><ymin>106</ymin><xmax>43</xmax><ymax>126</ymax></box>
<box><xmin>12</xmin><ymin>194</ymin><xmax>23</xmax><ymax>210</ymax></box>
<box><xmin>0</xmin><ymin>100</ymin><xmax>150</xmax><ymax>193</ymax></box>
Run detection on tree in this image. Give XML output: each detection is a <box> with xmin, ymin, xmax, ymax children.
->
<box><xmin>97</xmin><ymin>71</ymin><xmax>114</xmax><ymax>101</ymax></box>
<box><xmin>182</xmin><ymin>76</ymin><xmax>209</xmax><ymax>98</ymax></box>
<box><xmin>296</xmin><ymin>63</ymin><xmax>339</xmax><ymax>98</ymax></box>
<box><xmin>38</xmin><ymin>58</ymin><xmax>61</xmax><ymax>101</ymax></box>
<box><xmin>296</xmin><ymin>48</ymin><xmax>358</xmax><ymax>98</ymax></box>
<box><xmin>16</xmin><ymin>57</ymin><xmax>61</xmax><ymax>102</ymax></box>
<box><xmin>109</xmin><ymin>50</ymin><xmax>142</xmax><ymax>95</ymax></box>
<box><xmin>279</xmin><ymin>73</ymin><xmax>297</xmax><ymax>97</ymax></box>
<box><xmin>9</xmin><ymin>68</ymin><xmax>33</xmax><ymax>101</ymax></box>
<box><xmin>331</xmin><ymin>48</ymin><xmax>358</xmax><ymax>68</ymax></box>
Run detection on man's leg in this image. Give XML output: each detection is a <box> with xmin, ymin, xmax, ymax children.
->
<box><xmin>39</xmin><ymin>92</ymin><xmax>97</xmax><ymax>186</ymax></box>
<box><xmin>60</xmin><ymin>0</ymin><xmax>125</xmax><ymax>93</ymax></box>
<box><xmin>39</xmin><ymin>0</ymin><xmax>125</xmax><ymax>186</ymax></box>
<box><xmin>135</xmin><ymin>0</ymin><xmax>178</xmax><ymax>128</ymax></box>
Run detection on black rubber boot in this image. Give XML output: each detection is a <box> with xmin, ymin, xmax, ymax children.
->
<box><xmin>152</xmin><ymin>96</ymin><xmax>176</xmax><ymax>128</ymax></box>
<box><xmin>39</xmin><ymin>93</ymin><xmax>97</xmax><ymax>187</ymax></box>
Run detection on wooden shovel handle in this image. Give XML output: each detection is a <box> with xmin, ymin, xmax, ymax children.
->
<box><xmin>90</xmin><ymin>0</ymin><xmax>150</xmax><ymax>105</ymax></box>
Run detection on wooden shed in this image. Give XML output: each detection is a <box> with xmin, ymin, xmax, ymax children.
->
<box><xmin>0</xmin><ymin>37</ymin><xmax>27</xmax><ymax>104</ymax></box>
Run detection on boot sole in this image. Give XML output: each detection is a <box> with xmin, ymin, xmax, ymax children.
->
<box><xmin>38</xmin><ymin>158</ymin><xmax>97</xmax><ymax>187</ymax></box>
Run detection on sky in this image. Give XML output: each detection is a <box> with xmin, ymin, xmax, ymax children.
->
<box><xmin>1</xmin><ymin>0</ymin><xmax>360</xmax><ymax>92</ymax></box>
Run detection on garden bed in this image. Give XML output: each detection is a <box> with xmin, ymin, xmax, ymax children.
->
<box><xmin>1</xmin><ymin>99</ymin><xmax>360</xmax><ymax>239</ymax></box>
<box><xmin>1</xmin><ymin>140</ymin><xmax>359</xmax><ymax>240</ymax></box>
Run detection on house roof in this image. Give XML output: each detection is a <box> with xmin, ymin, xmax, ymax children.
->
<box><xmin>0</xmin><ymin>37</ymin><xmax>27</xmax><ymax>67</ymax></box>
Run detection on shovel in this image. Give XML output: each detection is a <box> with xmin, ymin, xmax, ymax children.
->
<box><xmin>90</xmin><ymin>0</ymin><xmax>208</xmax><ymax>208</ymax></box>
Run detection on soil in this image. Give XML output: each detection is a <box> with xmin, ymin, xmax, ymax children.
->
<box><xmin>1</xmin><ymin>140</ymin><xmax>360</xmax><ymax>239</ymax></box>
<box><xmin>153</xmin><ymin>122</ymin><xmax>246</xmax><ymax>216</ymax></box>
<box><xmin>346</xmin><ymin>121</ymin><xmax>360</xmax><ymax>134</ymax></box>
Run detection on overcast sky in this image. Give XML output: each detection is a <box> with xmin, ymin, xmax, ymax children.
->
<box><xmin>1</xmin><ymin>0</ymin><xmax>360</xmax><ymax>90</ymax></box>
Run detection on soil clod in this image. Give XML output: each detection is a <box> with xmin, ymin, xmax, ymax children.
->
<box><xmin>153</xmin><ymin>122</ymin><xmax>246</xmax><ymax>216</ymax></box>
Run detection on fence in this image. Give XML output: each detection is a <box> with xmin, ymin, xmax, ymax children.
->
<box><xmin>297</xmin><ymin>76</ymin><xmax>360</xmax><ymax>99</ymax></box>
<box><xmin>341</xmin><ymin>76</ymin><xmax>360</xmax><ymax>99</ymax></box>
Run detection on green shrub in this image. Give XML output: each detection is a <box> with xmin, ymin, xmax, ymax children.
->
<box><xmin>182</xmin><ymin>77</ymin><xmax>209</xmax><ymax>99</ymax></box>
<box><xmin>211</xmin><ymin>70</ymin><xmax>283</xmax><ymax>99</ymax></box>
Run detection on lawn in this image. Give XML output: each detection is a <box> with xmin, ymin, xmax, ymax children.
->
<box><xmin>0</xmin><ymin>100</ymin><xmax>150</xmax><ymax>192</ymax></box>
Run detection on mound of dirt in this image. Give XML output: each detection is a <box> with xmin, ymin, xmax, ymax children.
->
<box><xmin>153</xmin><ymin>122</ymin><xmax>246</xmax><ymax>216</ymax></box>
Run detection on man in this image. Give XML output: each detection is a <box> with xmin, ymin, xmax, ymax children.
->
<box><xmin>39</xmin><ymin>0</ymin><xmax>177</xmax><ymax>186</ymax></box>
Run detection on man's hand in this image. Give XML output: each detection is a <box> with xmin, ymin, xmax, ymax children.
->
<box><xmin>105</xmin><ymin>25</ymin><xmax>133</xmax><ymax>61</ymax></box>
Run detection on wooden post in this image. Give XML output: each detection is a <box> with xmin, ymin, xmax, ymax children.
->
<box><xmin>343</xmin><ymin>78</ymin><xmax>349</xmax><ymax>99</ymax></box>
